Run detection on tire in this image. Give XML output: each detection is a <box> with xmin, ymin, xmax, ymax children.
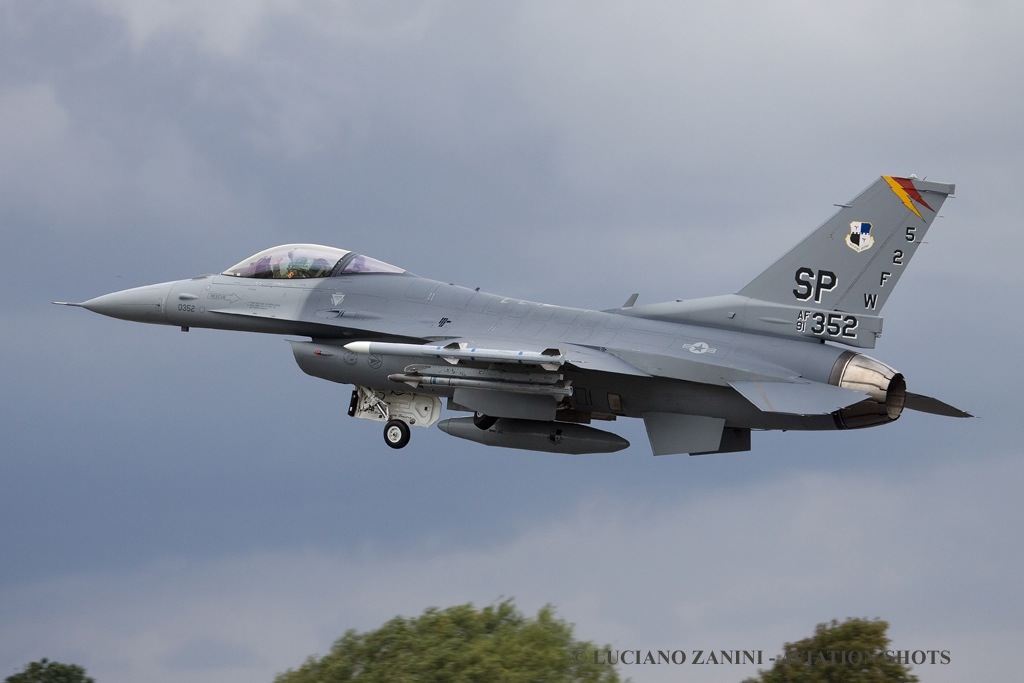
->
<box><xmin>473</xmin><ymin>413</ymin><xmax>498</xmax><ymax>430</ymax></box>
<box><xmin>383</xmin><ymin>419</ymin><xmax>411</xmax><ymax>449</ymax></box>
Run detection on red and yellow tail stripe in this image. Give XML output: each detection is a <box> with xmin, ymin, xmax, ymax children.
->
<box><xmin>883</xmin><ymin>176</ymin><xmax>935</xmax><ymax>219</ymax></box>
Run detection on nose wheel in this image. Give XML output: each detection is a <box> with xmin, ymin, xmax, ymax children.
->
<box><xmin>383</xmin><ymin>419</ymin><xmax>411</xmax><ymax>449</ymax></box>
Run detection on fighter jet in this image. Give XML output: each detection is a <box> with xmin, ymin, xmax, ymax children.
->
<box><xmin>57</xmin><ymin>175</ymin><xmax>970</xmax><ymax>454</ymax></box>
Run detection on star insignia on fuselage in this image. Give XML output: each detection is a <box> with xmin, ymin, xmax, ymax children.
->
<box><xmin>683</xmin><ymin>341</ymin><xmax>716</xmax><ymax>354</ymax></box>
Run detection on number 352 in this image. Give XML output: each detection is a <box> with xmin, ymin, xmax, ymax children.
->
<box><xmin>808</xmin><ymin>312</ymin><xmax>857</xmax><ymax>338</ymax></box>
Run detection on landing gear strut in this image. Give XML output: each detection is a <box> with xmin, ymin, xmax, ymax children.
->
<box><xmin>383</xmin><ymin>419</ymin><xmax>411</xmax><ymax>449</ymax></box>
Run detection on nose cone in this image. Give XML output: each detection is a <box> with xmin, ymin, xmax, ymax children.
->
<box><xmin>81</xmin><ymin>281</ymin><xmax>175</xmax><ymax>324</ymax></box>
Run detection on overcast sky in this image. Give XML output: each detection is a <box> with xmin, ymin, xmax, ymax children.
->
<box><xmin>2</xmin><ymin>2</ymin><xmax>1021</xmax><ymax>682</ymax></box>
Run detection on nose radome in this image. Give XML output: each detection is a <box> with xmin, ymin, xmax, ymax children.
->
<box><xmin>81</xmin><ymin>281</ymin><xmax>175</xmax><ymax>324</ymax></box>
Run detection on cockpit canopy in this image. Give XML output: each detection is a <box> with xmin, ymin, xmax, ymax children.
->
<box><xmin>222</xmin><ymin>244</ymin><xmax>405</xmax><ymax>279</ymax></box>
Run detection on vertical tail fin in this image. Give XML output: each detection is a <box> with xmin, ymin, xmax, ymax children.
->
<box><xmin>738</xmin><ymin>175</ymin><xmax>954</xmax><ymax>314</ymax></box>
<box><xmin>620</xmin><ymin>176</ymin><xmax>955</xmax><ymax>349</ymax></box>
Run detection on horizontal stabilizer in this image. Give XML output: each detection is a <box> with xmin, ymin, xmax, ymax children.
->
<box><xmin>905</xmin><ymin>392</ymin><xmax>973</xmax><ymax>418</ymax></box>
<box><xmin>729</xmin><ymin>379</ymin><xmax>869</xmax><ymax>415</ymax></box>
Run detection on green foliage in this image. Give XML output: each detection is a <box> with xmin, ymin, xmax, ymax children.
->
<box><xmin>275</xmin><ymin>599</ymin><xmax>622</xmax><ymax>683</ymax></box>
<box><xmin>4</xmin><ymin>659</ymin><xmax>94</xmax><ymax>683</ymax></box>
<box><xmin>742</xmin><ymin>618</ymin><xmax>918</xmax><ymax>683</ymax></box>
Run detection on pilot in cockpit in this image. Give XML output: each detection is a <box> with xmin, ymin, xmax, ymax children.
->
<box><xmin>222</xmin><ymin>244</ymin><xmax>405</xmax><ymax>280</ymax></box>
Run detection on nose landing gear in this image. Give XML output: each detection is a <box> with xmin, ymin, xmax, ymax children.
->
<box><xmin>383</xmin><ymin>419</ymin><xmax>411</xmax><ymax>449</ymax></box>
<box><xmin>348</xmin><ymin>386</ymin><xmax>441</xmax><ymax>449</ymax></box>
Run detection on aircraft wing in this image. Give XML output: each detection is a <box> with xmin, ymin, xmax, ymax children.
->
<box><xmin>602</xmin><ymin>347</ymin><xmax>873</xmax><ymax>415</ymax></box>
<box><xmin>343</xmin><ymin>338</ymin><xmax>650</xmax><ymax>423</ymax></box>
<box><xmin>346</xmin><ymin>338</ymin><xmax>866</xmax><ymax>417</ymax></box>
<box><xmin>728</xmin><ymin>379</ymin><xmax>869</xmax><ymax>415</ymax></box>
